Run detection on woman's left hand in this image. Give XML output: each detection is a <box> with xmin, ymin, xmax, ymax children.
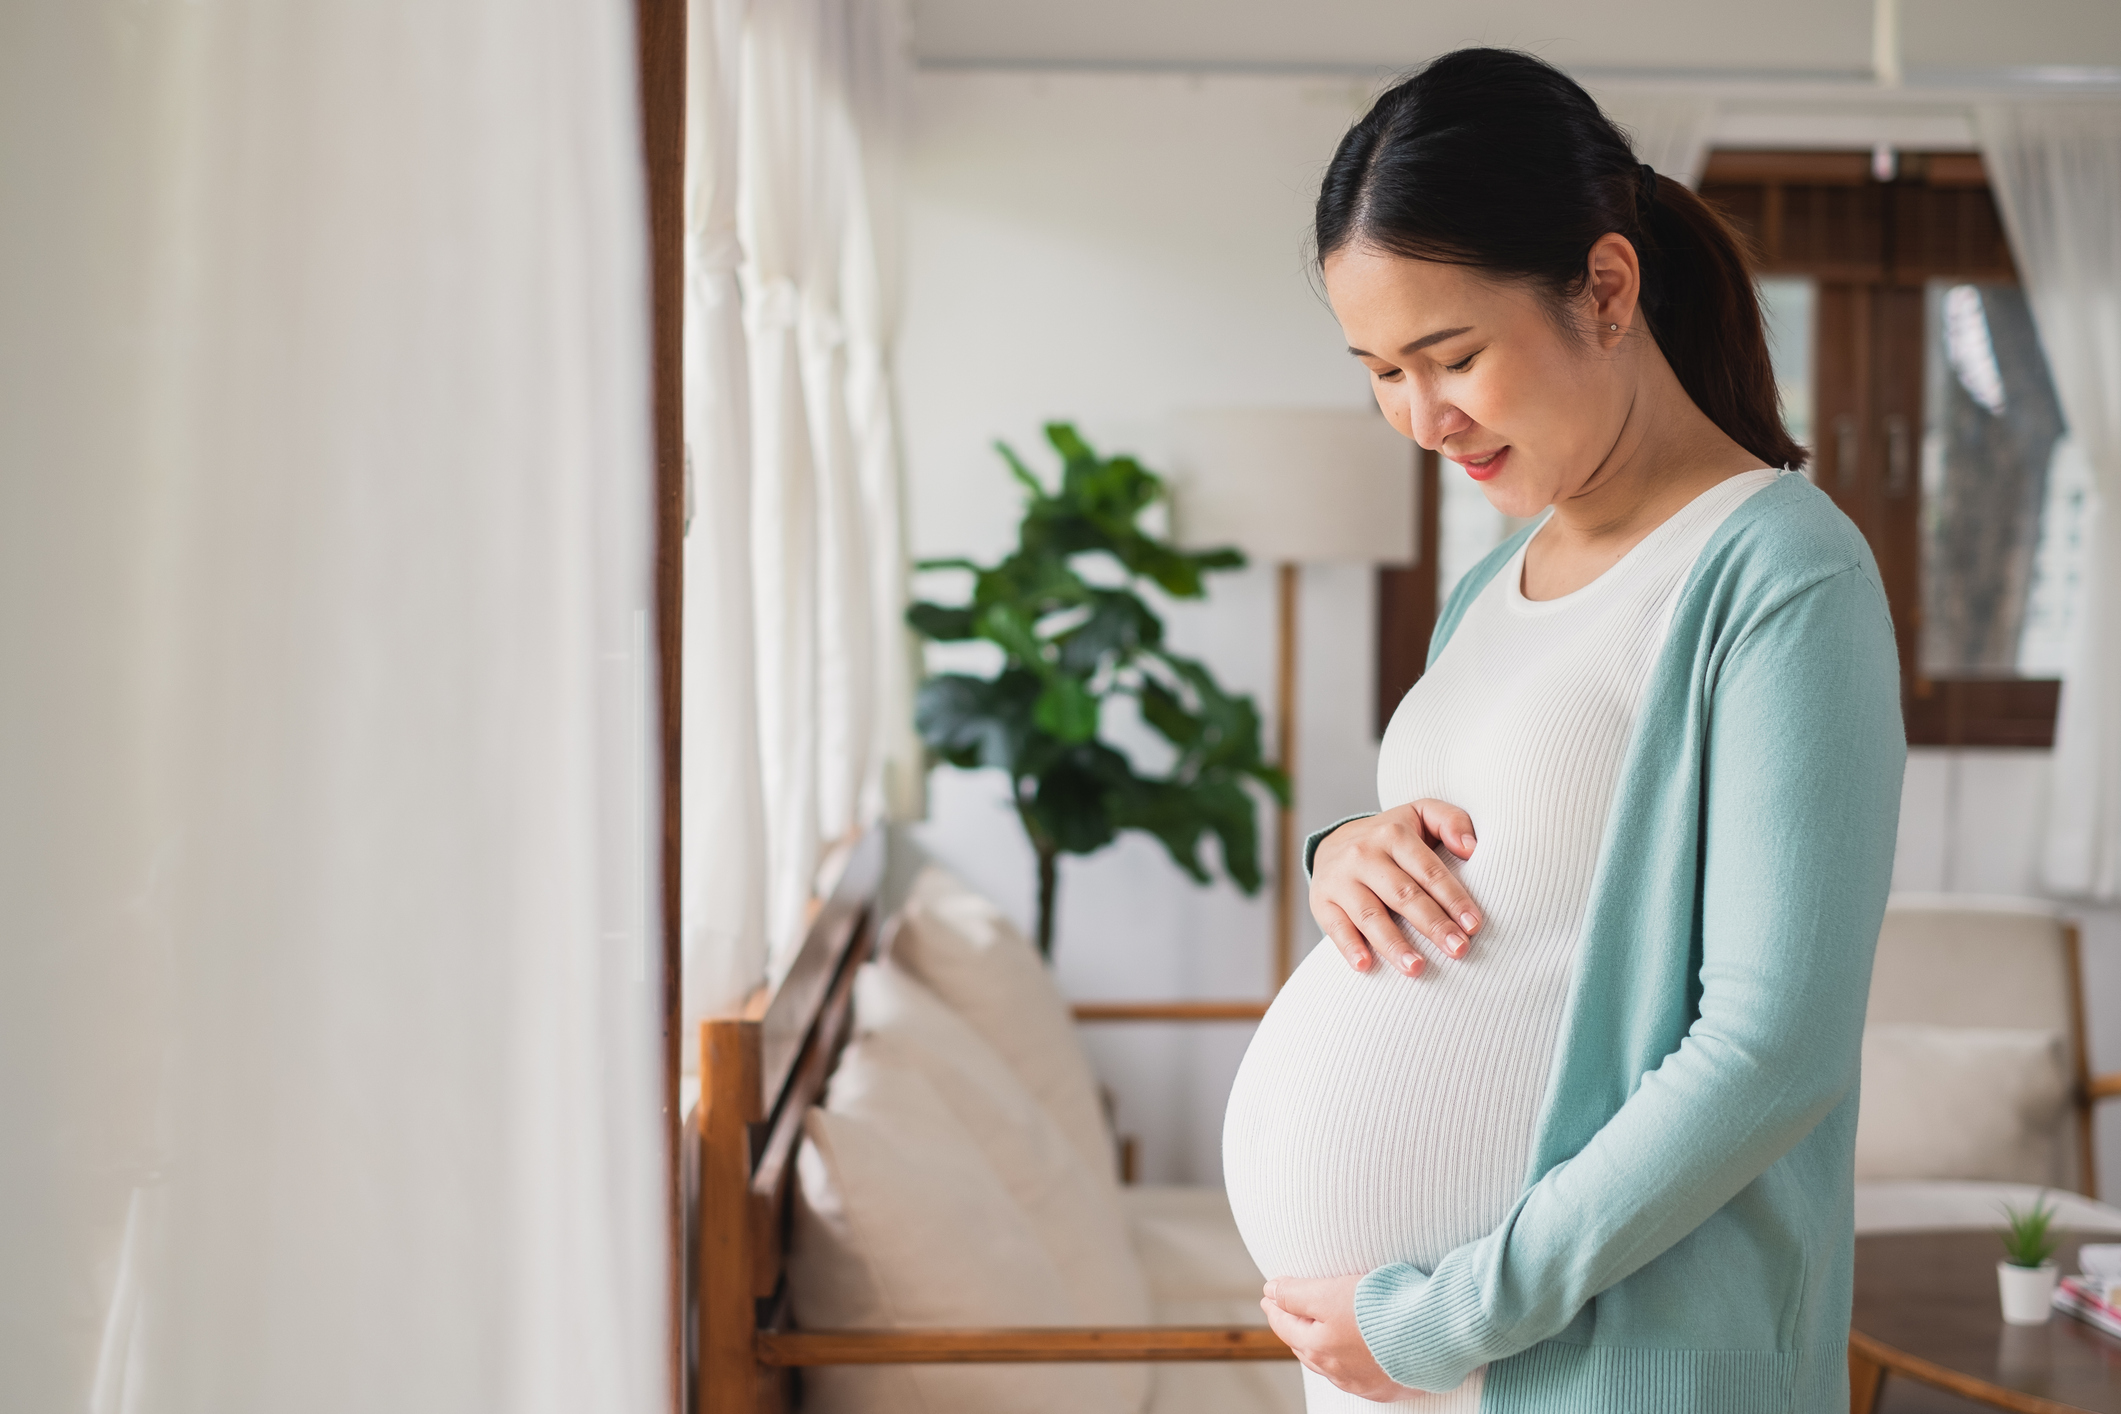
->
<box><xmin>1261</xmin><ymin>1274</ymin><xmax>1422</xmax><ymax>1402</ymax></box>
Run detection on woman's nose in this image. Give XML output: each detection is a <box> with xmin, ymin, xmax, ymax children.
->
<box><xmin>1407</xmin><ymin>388</ymin><xmax>1471</xmax><ymax>454</ymax></box>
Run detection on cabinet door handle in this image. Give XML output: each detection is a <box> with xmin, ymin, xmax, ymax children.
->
<box><xmin>1833</xmin><ymin>414</ymin><xmax>1861</xmax><ymax>491</ymax></box>
<box><xmin>1885</xmin><ymin>414</ymin><xmax>1911</xmax><ymax>498</ymax></box>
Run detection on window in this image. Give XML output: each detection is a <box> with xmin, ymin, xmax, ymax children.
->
<box><xmin>1375</xmin><ymin>152</ymin><xmax>2079</xmax><ymax>747</ymax></box>
<box><xmin>1703</xmin><ymin>150</ymin><xmax>2072</xmax><ymax>746</ymax></box>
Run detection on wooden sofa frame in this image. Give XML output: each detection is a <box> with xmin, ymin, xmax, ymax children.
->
<box><xmin>695</xmin><ymin>843</ymin><xmax>2121</xmax><ymax>1414</ymax></box>
<box><xmin>692</xmin><ymin>829</ymin><xmax>1292</xmax><ymax>1413</ymax></box>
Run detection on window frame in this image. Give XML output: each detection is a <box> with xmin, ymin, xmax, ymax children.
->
<box><xmin>1701</xmin><ymin>147</ymin><xmax>2060</xmax><ymax>749</ymax></box>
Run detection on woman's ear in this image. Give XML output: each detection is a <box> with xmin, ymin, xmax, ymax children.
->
<box><xmin>1585</xmin><ymin>232</ymin><xmax>1643</xmax><ymax>343</ymax></box>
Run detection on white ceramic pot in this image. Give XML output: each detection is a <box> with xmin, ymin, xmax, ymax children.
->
<box><xmin>1997</xmin><ymin>1261</ymin><xmax>2058</xmax><ymax>1325</ymax></box>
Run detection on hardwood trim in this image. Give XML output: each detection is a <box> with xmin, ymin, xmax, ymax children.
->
<box><xmin>1071</xmin><ymin>1001</ymin><xmax>1272</xmax><ymax>1022</ymax></box>
<box><xmin>758</xmin><ymin>1326</ymin><xmax>1295</xmax><ymax>1365</ymax></box>
<box><xmin>1848</xmin><ymin>1336</ymin><xmax>1887</xmax><ymax>1414</ymax></box>
<box><xmin>758</xmin><ymin>830</ymin><xmax>885</xmax><ymax>1108</ymax></box>
<box><xmin>1375</xmin><ymin>447</ymin><xmax>1441</xmax><ymax>737</ymax></box>
<box><xmin>747</xmin><ymin>909</ymin><xmax>873</xmax><ymax>1296</ymax></box>
<box><xmin>633</xmin><ymin>0</ymin><xmax>686</xmax><ymax>1408</ymax></box>
<box><xmin>2062</xmin><ymin>923</ymin><xmax>2099</xmax><ymax>1199</ymax></box>
<box><xmin>700</xmin><ymin>1018</ymin><xmax>765</xmax><ymax>1414</ymax></box>
<box><xmin>1703</xmin><ymin>150</ymin><xmax>1879</xmax><ymax>186</ymax></box>
<box><xmin>1903</xmin><ymin>678</ymin><xmax>2060</xmax><ymax>749</ymax></box>
<box><xmin>1846</xmin><ymin>1328</ymin><xmax>2087</xmax><ymax>1414</ymax></box>
<box><xmin>1274</xmin><ymin>563</ymin><xmax>1298</xmax><ymax>988</ymax></box>
<box><xmin>2090</xmin><ymin>1074</ymin><xmax>2121</xmax><ymax>1103</ymax></box>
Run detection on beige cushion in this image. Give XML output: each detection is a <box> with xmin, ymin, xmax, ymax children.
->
<box><xmin>891</xmin><ymin>865</ymin><xmax>1116</xmax><ymax>1180</ymax></box>
<box><xmin>1854</xmin><ymin>1180</ymin><xmax>2121</xmax><ymax>1235</ymax></box>
<box><xmin>790</xmin><ymin>1039</ymin><xmax>1148</xmax><ymax>1414</ymax></box>
<box><xmin>1855</xmin><ymin>1023</ymin><xmax>2070</xmax><ymax>1184</ymax></box>
<box><xmin>851</xmin><ymin>961</ymin><xmax>1151</xmax><ymax>1333</ymax></box>
<box><xmin>1122</xmin><ymin>1187</ymin><xmax>1303</xmax><ymax>1414</ymax></box>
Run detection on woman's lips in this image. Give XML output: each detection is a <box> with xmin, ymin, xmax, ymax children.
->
<box><xmin>1454</xmin><ymin>446</ymin><xmax>1509</xmax><ymax>482</ymax></box>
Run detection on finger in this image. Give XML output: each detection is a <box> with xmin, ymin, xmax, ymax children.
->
<box><xmin>1347</xmin><ymin>887</ymin><xmax>1425</xmax><ymax>977</ymax></box>
<box><xmin>1260</xmin><ymin>1298</ymin><xmax>1312</xmax><ymax>1349</ymax></box>
<box><xmin>1317</xmin><ymin>902</ymin><xmax>1380</xmax><ymax>974</ymax></box>
<box><xmin>1384</xmin><ymin>886</ymin><xmax>1471</xmax><ymax>961</ymax></box>
<box><xmin>1412</xmin><ymin>797</ymin><xmax>1479</xmax><ymax>859</ymax></box>
<box><xmin>1264</xmin><ymin>1276</ymin><xmax>1330</xmax><ymax>1322</ymax></box>
<box><xmin>1354</xmin><ymin>851</ymin><xmax>1469</xmax><ymax>961</ymax></box>
<box><xmin>1386</xmin><ymin>829</ymin><xmax>1482</xmax><ymax>942</ymax></box>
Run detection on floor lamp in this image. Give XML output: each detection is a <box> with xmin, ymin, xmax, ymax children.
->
<box><xmin>1171</xmin><ymin>409</ymin><xmax>1419</xmax><ymax>987</ymax></box>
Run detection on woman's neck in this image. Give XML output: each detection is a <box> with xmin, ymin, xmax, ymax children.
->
<box><xmin>1520</xmin><ymin>358</ymin><xmax>1764</xmax><ymax>601</ymax></box>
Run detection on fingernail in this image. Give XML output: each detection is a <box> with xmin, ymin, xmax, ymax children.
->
<box><xmin>1447</xmin><ymin>932</ymin><xmax>1469</xmax><ymax>956</ymax></box>
<box><xmin>1400</xmin><ymin>952</ymin><xmax>1420</xmax><ymax>973</ymax></box>
<box><xmin>1354</xmin><ymin>953</ymin><xmax>1371</xmax><ymax>971</ymax></box>
<box><xmin>1459</xmin><ymin>911</ymin><xmax>1479</xmax><ymax>932</ymax></box>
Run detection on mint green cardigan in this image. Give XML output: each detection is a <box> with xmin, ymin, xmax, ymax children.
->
<box><xmin>1307</xmin><ymin>474</ymin><xmax>1905</xmax><ymax>1412</ymax></box>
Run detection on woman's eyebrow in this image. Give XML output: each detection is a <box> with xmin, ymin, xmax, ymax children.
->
<box><xmin>1346</xmin><ymin>326</ymin><xmax>1475</xmax><ymax>358</ymax></box>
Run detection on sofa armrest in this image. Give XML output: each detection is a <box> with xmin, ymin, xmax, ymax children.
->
<box><xmin>758</xmin><ymin>1324</ymin><xmax>1292</xmax><ymax>1365</ymax></box>
<box><xmin>1071</xmin><ymin>1001</ymin><xmax>1269</xmax><ymax>1022</ymax></box>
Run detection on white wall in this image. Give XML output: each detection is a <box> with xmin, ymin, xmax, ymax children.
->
<box><xmin>898</xmin><ymin>70</ymin><xmax>1385</xmax><ymax>1183</ymax></box>
<box><xmin>897</xmin><ymin>69</ymin><xmax>2120</xmax><ymax>1197</ymax></box>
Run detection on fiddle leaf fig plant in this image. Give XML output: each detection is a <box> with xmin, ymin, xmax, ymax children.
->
<box><xmin>908</xmin><ymin>422</ymin><xmax>1290</xmax><ymax>957</ymax></box>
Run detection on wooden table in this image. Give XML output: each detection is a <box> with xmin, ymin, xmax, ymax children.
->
<box><xmin>1853</xmin><ymin>1230</ymin><xmax>2121</xmax><ymax>1413</ymax></box>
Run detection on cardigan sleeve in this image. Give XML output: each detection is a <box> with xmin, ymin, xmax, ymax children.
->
<box><xmin>1350</xmin><ymin>564</ymin><xmax>1905</xmax><ymax>1390</ymax></box>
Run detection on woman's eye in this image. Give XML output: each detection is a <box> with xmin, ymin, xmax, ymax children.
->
<box><xmin>1444</xmin><ymin>352</ymin><xmax>1478</xmax><ymax>373</ymax></box>
<box><xmin>1373</xmin><ymin>367</ymin><xmax>1404</xmax><ymax>382</ymax></box>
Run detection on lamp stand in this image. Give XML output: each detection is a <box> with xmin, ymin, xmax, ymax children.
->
<box><xmin>1274</xmin><ymin>562</ymin><xmax>1298</xmax><ymax>988</ymax></box>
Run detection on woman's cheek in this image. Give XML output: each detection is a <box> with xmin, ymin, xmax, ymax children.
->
<box><xmin>1374</xmin><ymin>383</ymin><xmax>1415</xmax><ymax>441</ymax></box>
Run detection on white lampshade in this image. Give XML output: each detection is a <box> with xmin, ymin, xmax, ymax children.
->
<box><xmin>1168</xmin><ymin>407</ymin><xmax>1418</xmax><ymax>566</ymax></box>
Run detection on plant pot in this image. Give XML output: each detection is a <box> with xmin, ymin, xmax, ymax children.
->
<box><xmin>1997</xmin><ymin>1261</ymin><xmax>2058</xmax><ymax>1325</ymax></box>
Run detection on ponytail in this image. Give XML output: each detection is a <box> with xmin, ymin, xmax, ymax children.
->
<box><xmin>1316</xmin><ymin>49</ymin><xmax>1807</xmax><ymax>472</ymax></box>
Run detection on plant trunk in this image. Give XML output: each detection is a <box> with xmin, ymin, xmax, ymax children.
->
<box><xmin>1035</xmin><ymin>845</ymin><xmax>1058</xmax><ymax>959</ymax></box>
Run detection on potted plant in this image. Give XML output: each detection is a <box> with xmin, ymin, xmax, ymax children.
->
<box><xmin>907</xmin><ymin>423</ymin><xmax>1290</xmax><ymax>957</ymax></box>
<box><xmin>1998</xmin><ymin>1191</ymin><xmax>2061</xmax><ymax>1325</ymax></box>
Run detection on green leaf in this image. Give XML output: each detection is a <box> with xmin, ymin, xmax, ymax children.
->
<box><xmin>1056</xmin><ymin>591</ymin><xmax>1159</xmax><ymax>675</ymax></box>
<box><xmin>1033</xmin><ymin>676</ymin><xmax>1100</xmax><ymax>743</ymax></box>
<box><xmin>1025</xmin><ymin>744</ymin><xmax>1132</xmax><ymax>855</ymax></box>
<box><xmin>914</xmin><ymin>671</ymin><xmax>1039</xmax><ymax>772</ymax></box>
<box><xmin>976</xmin><ymin>602</ymin><xmax>1049</xmax><ymax>671</ymax></box>
<box><xmin>906</xmin><ymin>602</ymin><xmax>978</xmax><ymax>641</ymax></box>
<box><xmin>996</xmin><ymin>440</ymin><xmax>1046</xmax><ymax>499</ymax></box>
<box><xmin>1137</xmin><ymin>677</ymin><xmax>1203</xmax><ymax>749</ymax></box>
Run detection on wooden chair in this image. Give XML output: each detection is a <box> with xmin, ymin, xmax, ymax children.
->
<box><xmin>691</xmin><ymin>829</ymin><xmax>1293</xmax><ymax>1413</ymax></box>
<box><xmin>1846</xmin><ymin>894</ymin><xmax>2121</xmax><ymax>1411</ymax></box>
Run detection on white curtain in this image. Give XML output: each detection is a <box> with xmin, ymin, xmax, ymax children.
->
<box><xmin>4</xmin><ymin>3</ymin><xmax>668</xmax><ymax>1411</ymax></box>
<box><xmin>1980</xmin><ymin>103</ymin><xmax>2121</xmax><ymax>901</ymax></box>
<box><xmin>683</xmin><ymin>0</ymin><xmax>913</xmax><ymax>1016</ymax></box>
<box><xmin>682</xmin><ymin>0</ymin><xmax>772</xmax><ymax>1023</ymax></box>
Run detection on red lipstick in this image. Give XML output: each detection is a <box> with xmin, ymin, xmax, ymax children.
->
<box><xmin>1454</xmin><ymin>447</ymin><xmax>1509</xmax><ymax>482</ymax></box>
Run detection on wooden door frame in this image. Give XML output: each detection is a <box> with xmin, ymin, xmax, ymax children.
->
<box><xmin>633</xmin><ymin>0</ymin><xmax>687</xmax><ymax>1409</ymax></box>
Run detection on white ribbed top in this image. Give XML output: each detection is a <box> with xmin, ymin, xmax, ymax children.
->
<box><xmin>1222</xmin><ymin>470</ymin><xmax>1779</xmax><ymax>1411</ymax></box>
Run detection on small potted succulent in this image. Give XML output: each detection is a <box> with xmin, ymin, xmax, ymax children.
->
<box><xmin>1997</xmin><ymin>1192</ymin><xmax>2061</xmax><ymax>1325</ymax></box>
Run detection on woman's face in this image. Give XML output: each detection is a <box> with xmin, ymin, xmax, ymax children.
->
<box><xmin>1321</xmin><ymin>244</ymin><xmax>1627</xmax><ymax>520</ymax></box>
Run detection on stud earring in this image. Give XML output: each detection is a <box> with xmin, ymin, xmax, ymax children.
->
<box><xmin>1609</xmin><ymin>323</ymin><xmax>1619</xmax><ymax>331</ymax></box>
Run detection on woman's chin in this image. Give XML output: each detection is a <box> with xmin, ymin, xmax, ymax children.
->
<box><xmin>1477</xmin><ymin>480</ymin><xmax>1548</xmax><ymax>521</ymax></box>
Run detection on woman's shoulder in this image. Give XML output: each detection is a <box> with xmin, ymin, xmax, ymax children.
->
<box><xmin>1691</xmin><ymin>470</ymin><xmax>1885</xmax><ymax>613</ymax></box>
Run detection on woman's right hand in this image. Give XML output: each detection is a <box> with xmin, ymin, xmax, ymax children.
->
<box><xmin>1308</xmin><ymin>800</ymin><xmax>1481</xmax><ymax>977</ymax></box>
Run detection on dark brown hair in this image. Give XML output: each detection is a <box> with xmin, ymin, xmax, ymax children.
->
<box><xmin>1316</xmin><ymin>48</ymin><xmax>1807</xmax><ymax>472</ymax></box>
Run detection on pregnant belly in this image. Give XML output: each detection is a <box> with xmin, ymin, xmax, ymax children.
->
<box><xmin>1222</xmin><ymin>934</ymin><xmax>1570</xmax><ymax>1283</ymax></box>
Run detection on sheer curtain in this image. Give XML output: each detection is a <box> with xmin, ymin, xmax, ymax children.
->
<box><xmin>1980</xmin><ymin>103</ymin><xmax>2121</xmax><ymax>901</ymax></box>
<box><xmin>682</xmin><ymin>0</ymin><xmax>771</xmax><ymax>1022</ymax></box>
<box><xmin>4</xmin><ymin>3</ymin><xmax>668</xmax><ymax>1411</ymax></box>
<box><xmin>683</xmin><ymin>0</ymin><xmax>913</xmax><ymax>1019</ymax></box>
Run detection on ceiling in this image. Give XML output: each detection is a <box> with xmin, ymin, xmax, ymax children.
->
<box><xmin>907</xmin><ymin>0</ymin><xmax>2121</xmax><ymax>83</ymax></box>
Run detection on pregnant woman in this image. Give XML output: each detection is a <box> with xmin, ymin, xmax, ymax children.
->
<box><xmin>1221</xmin><ymin>50</ymin><xmax>1905</xmax><ymax>1413</ymax></box>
